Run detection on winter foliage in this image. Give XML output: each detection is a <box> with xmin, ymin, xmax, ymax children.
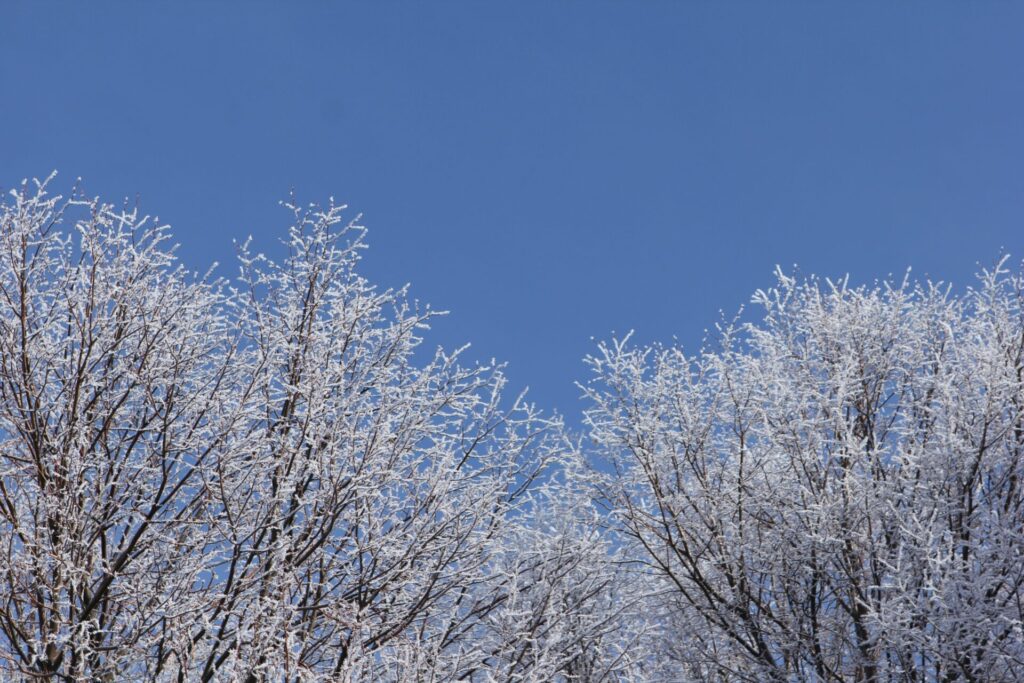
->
<box><xmin>584</xmin><ymin>265</ymin><xmax>1024</xmax><ymax>682</ymax></box>
<box><xmin>0</xmin><ymin>177</ymin><xmax>1021</xmax><ymax>681</ymax></box>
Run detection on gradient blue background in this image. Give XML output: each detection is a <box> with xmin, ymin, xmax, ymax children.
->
<box><xmin>2</xmin><ymin>2</ymin><xmax>1022</xmax><ymax>420</ymax></box>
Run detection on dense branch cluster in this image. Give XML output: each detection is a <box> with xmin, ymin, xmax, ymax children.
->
<box><xmin>584</xmin><ymin>264</ymin><xmax>1024</xmax><ymax>682</ymax></box>
<box><xmin>0</xmin><ymin>179</ymin><xmax>639</xmax><ymax>681</ymax></box>
<box><xmin>0</xmin><ymin>178</ymin><xmax>1021</xmax><ymax>682</ymax></box>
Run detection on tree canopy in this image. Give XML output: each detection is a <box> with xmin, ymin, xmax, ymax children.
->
<box><xmin>1</xmin><ymin>178</ymin><xmax>1021</xmax><ymax>682</ymax></box>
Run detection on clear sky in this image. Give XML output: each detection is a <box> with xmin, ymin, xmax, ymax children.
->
<box><xmin>2</xmin><ymin>2</ymin><xmax>1022</xmax><ymax>422</ymax></box>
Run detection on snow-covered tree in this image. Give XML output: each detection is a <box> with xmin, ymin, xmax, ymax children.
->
<box><xmin>583</xmin><ymin>264</ymin><xmax>1024</xmax><ymax>682</ymax></box>
<box><xmin>5</xmin><ymin>174</ymin><xmax>1023</xmax><ymax>683</ymax></box>
<box><xmin>0</xmin><ymin>177</ymin><xmax>630</xmax><ymax>682</ymax></box>
<box><xmin>0</xmin><ymin>177</ymin><xmax>243</xmax><ymax>679</ymax></box>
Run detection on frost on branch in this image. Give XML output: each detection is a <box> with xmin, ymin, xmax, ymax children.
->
<box><xmin>0</xmin><ymin>178</ymin><xmax>635</xmax><ymax>682</ymax></box>
<box><xmin>5</xmin><ymin>174</ymin><xmax>1021</xmax><ymax>683</ymax></box>
<box><xmin>584</xmin><ymin>262</ymin><xmax>1024</xmax><ymax>682</ymax></box>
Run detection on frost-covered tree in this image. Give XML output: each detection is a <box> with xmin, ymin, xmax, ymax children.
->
<box><xmin>7</xmin><ymin>174</ymin><xmax>1022</xmax><ymax>683</ymax></box>
<box><xmin>0</xmin><ymin>178</ymin><xmax>243</xmax><ymax>679</ymax></box>
<box><xmin>0</xmin><ymin>176</ymin><xmax>633</xmax><ymax>682</ymax></box>
<box><xmin>584</xmin><ymin>264</ymin><xmax>1024</xmax><ymax>682</ymax></box>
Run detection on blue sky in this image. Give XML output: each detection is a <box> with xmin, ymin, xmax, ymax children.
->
<box><xmin>2</xmin><ymin>2</ymin><xmax>1022</xmax><ymax>420</ymax></box>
